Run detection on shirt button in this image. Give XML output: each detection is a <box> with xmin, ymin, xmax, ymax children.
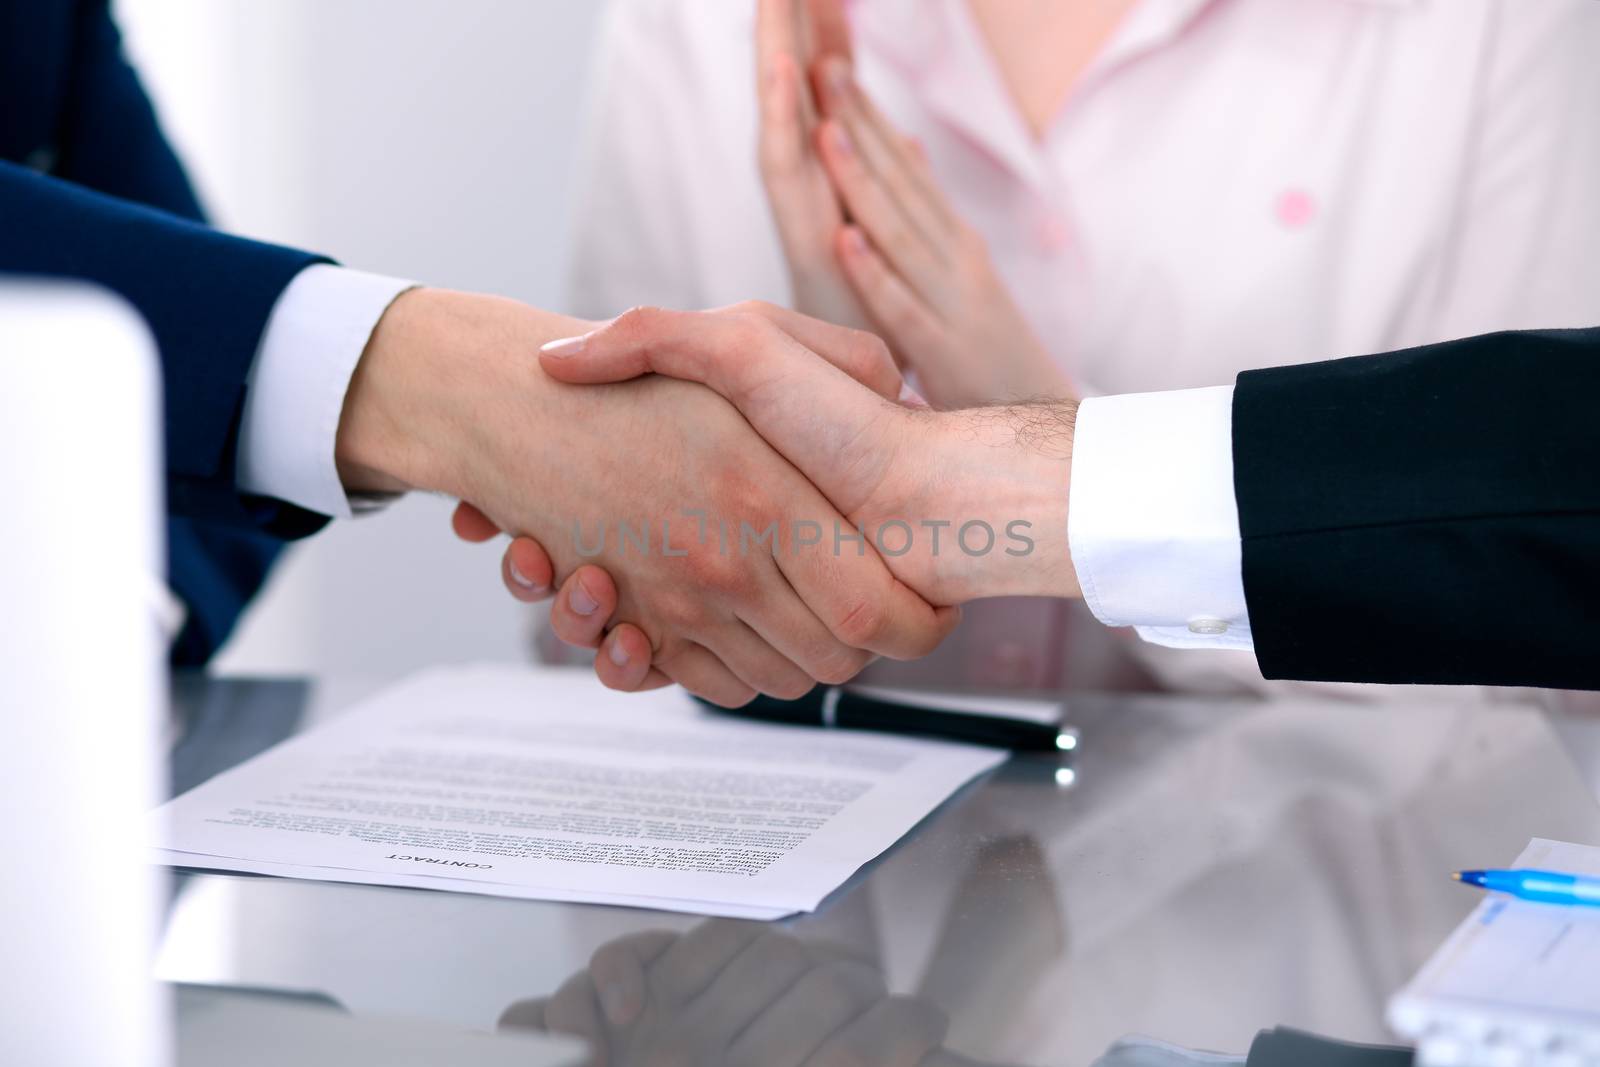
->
<box><xmin>1276</xmin><ymin>188</ymin><xmax>1316</xmax><ymax>228</ymax></box>
<box><xmin>1187</xmin><ymin>617</ymin><xmax>1230</xmax><ymax>636</ymax></box>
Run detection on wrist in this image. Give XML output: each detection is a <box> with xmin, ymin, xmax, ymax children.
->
<box><xmin>335</xmin><ymin>288</ymin><xmax>589</xmax><ymax>499</ymax></box>
<box><xmin>903</xmin><ymin>402</ymin><xmax>1080</xmax><ymax>603</ymax></box>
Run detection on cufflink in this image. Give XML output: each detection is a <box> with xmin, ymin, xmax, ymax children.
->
<box><xmin>1186</xmin><ymin>617</ymin><xmax>1230</xmax><ymax>635</ymax></box>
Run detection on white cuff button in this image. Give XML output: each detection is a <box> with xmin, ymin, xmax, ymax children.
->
<box><xmin>1187</xmin><ymin>617</ymin><xmax>1230</xmax><ymax>636</ymax></box>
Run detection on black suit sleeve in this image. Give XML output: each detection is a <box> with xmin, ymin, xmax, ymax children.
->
<box><xmin>1232</xmin><ymin>327</ymin><xmax>1600</xmax><ymax>691</ymax></box>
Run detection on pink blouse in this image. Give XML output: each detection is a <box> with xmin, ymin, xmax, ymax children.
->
<box><xmin>558</xmin><ymin>0</ymin><xmax>1600</xmax><ymax>695</ymax></box>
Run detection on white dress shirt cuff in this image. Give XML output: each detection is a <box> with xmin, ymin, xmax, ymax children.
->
<box><xmin>235</xmin><ymin>265</ymin><xmax>414</xmax><ymax>519</ymax></box>
<box><xmin>1068</xmin><ymin>385</ymin><xmax>1253</xmax><ymax>650</ymax></box>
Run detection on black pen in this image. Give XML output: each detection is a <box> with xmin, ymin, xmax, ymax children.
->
<box><xmin>693</xmin><ymin>687</ymin><xmax>1073</xmax><ymax>753</ymax></box>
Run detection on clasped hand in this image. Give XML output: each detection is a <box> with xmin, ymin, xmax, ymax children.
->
<box><xmin>434</xmin><ymin>297</ymin><xmax>967</xmax><ymax>708</ymax></box>
<box><xmin>441</xmin><ymin>0</ymin><xmax>1091</xmax><ymax>704</ymax></box>
<box><xmin>453</xmin><ymin>301</ymin><xmax>1079</xmax><ymax>702</ymax></box>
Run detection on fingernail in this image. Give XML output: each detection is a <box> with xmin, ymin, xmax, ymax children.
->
<box><xmin>600</xmin><ymin>983</ymin><xmax>630</xmax><ymax>1025</ymax></box>
<box><xmin>897</xmin><ymin>383</ymin><xmax>930</xmax><ymax>408</ymax></box>
<box><xmin>508</xmin><ymin>559</ymin><xmax>545</xmax><ymax>592</ymax></box>
<box><xmin>541</xmin><ymin>333</ymin><xmax>589</xmax><ymax>359</ymax></box>
<box><xmin>608</xmin><ymin>639</ymin><xmax>630</xmax><ymax>668</ymax></box>
<box><xmin>570</xmin><ymin>580</ymin><xmax>600</xmax><ymax>616</ymax></box>
<box><xmin>830</xmin><ymin>122</ymin><xmax>853</xmax><ymax>157</ymax></box>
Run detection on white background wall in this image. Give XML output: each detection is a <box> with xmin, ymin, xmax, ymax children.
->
<box><xmin>114</xmin><ymin>0</ymin><xmax>610</xmax><ymax>679</ymax></box>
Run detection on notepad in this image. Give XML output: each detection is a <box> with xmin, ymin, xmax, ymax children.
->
<box><xmin>1388</xmin><ymin>838</ymin><xmax>1600</xmax><ymax>1065</ymax></box>
<box><xmin>154</xmin><ymin>666</ymin><xmax>1006</xmax><ymax>920</ymax></box>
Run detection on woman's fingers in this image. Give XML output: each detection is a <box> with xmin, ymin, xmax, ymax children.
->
<box><xmin>818</xmin><ymin>57</ymin><xmax>958</xmax><ymax>236</ymax></box>
<box><xmin>803</xmin><ymin>0</ymin><xmax>853</xmax><ymax>61</ymax></box>
<box><xmin>814</xmin><ymin>57</ymin><xmax>951</xmax><ymax>260</ymax></box>
<box><xmin>835</xmin><ymin>225</ymin><xmax>947</xmax><ymax>375</ymax></box>
<box><xmin>756</xmin><ymin>0</ymin><xmax>817</xmax><ymax>129</ymax></box>
<box><xmin>816</xmin><ymin>116</ymin><xmax>949</xmax><ymax>305</ymax></box>
<box><xmin>757</xmin><ymin>34</ymin><xmax>809</xmax><ymax>189</ymax></box>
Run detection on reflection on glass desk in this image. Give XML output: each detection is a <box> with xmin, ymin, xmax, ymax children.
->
<box><xmin>158</xmin><ymin>672</ymin><xmax>1600</xmax><ymax>1067</ymax></box>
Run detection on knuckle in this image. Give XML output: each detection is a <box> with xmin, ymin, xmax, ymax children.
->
<box><xmin>859</xmin><ymin>330</ymin><xmax>894</xmax><ymax>367</ymax></box>
<box><xmin>728</xmin><ymin>310</ymin><xmax>778</xmax><ymax>348</ymax></box>
<box><xmin>832</xmin><ymin>597</ymin><xmax>888</xmax><ymax>649</ymax></box>
<box><xmin>688</xmin><ymin>547</ymin><xmax>754</xmax><ymax>598</ymax></box>
<box><xmin>705</xmin><ymin>684</ymin><xmax>758</xmax><ymax>710</ymax></box>
<box><xmin>811</xmin><ymin>645</ymin><xmax>869</xmax><ymax>687</ymax></box>
<box><xmin>612</xmin><ymin>304</ymin><xmax>668</xmax><ymax>341</ymax></box>
<box><xmin>901</xmin><ymin>623</ymin><xmax>944</xmax><ymax>660</ymax></box>
<box><xmin>765</xmin><ymin>672</ymin><xmax>814</xmax><ymax>702</ymax></box>
<box><xmin>730</xmin><ymin>298</ymin><xmax>778</xmax><ymax>320</ymax></box>
<box><xmin>849</xmin><ymin>333</ymin><xmax>897</xmax><ymax>391</ymax></box>
<box><xmin>659</xmin><ymin>587</ymin><xmax>713</xmax><ymax>633</ymax></box>
<box><xmin>650</xmin><ymin>635</ymin><xmax>695</xmax><ymax>674</ymax></box>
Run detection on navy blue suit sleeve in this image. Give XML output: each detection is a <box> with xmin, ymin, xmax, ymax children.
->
<box><xmin>0</xmin><ymin>163</ymin><xmax>334</xmax><ymax>535</ymax></box>
<box><xmin>54</xmin><ymin>0</ymin><xmax>207</xmax><ymax>220</ymax></box>
<box><xmin>2</xmin><ymin>0</ymin><xmax>341</xmax><ymax>664</ymax></box>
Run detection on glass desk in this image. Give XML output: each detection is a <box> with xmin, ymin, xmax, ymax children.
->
<box><xmin>159</xmin><ymin>673</ymin><xmax>1600</xmax><ymax>1067</ymax></box>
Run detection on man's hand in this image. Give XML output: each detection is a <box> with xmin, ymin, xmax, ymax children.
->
<box><xmin>335</xmin><ymin>289</ymin><xmax>958</xmax><ymax>706</ymax></box>
<box><xmin>494</xmin><ymin>303</ymin><xmax>1079</xmax><ymax>688</ymax></box>
<box><xmin>499</xmin><ymin>921</ymin><xmax>951</xmax><ymax>1067</ymax></box>
<box><xmin>540</xmin><ymin>304</ymin><xmax>1082</xmax><ymax>607</ymax></box>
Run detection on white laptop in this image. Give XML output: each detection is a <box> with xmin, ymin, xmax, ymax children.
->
<box><xmin>0</xmin><ymin>281</ymin><xmax>170</xmax><ymax>1067</ymax></box>
<box><xmin>0</xmin><ymin>281</ymin><xmax>584</xmax><ymax>1066</ymax></box>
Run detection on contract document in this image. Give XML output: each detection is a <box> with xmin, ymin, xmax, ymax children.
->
<box><xmin>155</xmin><ymin>666</ymin><xmax>1006</xmax><ymax>919</ymax></box>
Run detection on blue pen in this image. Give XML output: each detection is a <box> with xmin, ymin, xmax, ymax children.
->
<box><xmin>1454</xmin><ymin>868</ymin><xmax>1600</xmax><ymax>907</ymax></box>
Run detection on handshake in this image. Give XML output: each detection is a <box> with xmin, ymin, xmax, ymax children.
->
<box><xmin>335</xmin><ymin>290</ymin><xmax>1082</xmax><ymax>707</ymax></box>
